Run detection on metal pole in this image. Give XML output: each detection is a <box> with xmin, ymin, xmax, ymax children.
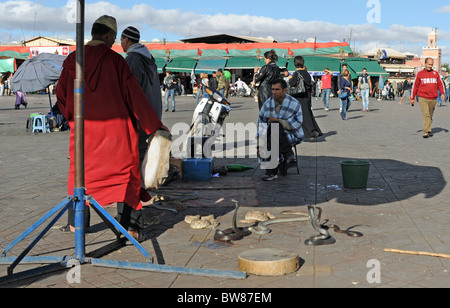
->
<box><xmin>74</xmin><ymin>0</ymin><xmax>86</xmax><ymax>262</ymax></box>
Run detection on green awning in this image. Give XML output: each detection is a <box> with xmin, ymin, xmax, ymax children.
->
<box><xmin>0</xmin><ymin>50</ymin><xmax>30</xmax><ymax>60</ymax></box>
<box><xmin>154</xmin><ymin>57</ymin><xmax>166</xmax><ymax>73</ymax></box>
<box><xmin>195</xmin><ymin>58</ymin><xmax>227</xmax><ymax>73</ymax></box>
<box><xmin>0</xmin><ymin>58</ymin><xmax>14</xmax><ymax>73</ymax></box>
<box><xmin>276</xmin><ymin>58</ymin><xmax>287</xmax><ymax>69</ymax></box>
<box><xmin>226</xmin><ymin>57</ymin><xmax>264</xmax><ymax>69</ymax></box>
<box><xmin>225</xmin><ymin>57</ymin><xmax>287</xmax><ymax>69</ymax></box>
<box><xmin>287</xmin><ymin>56</ymin><xmax>341</xmax><ymax>76</ymax></box>
<box><xmin>165</xmin><ymin>57</ymin><xmax>197</xmax><ymax>73</ymax></box>
<box><xmin>344</xmin><ymin>58</ymin><xmax>389</xmax><ymax>77</ymax></box>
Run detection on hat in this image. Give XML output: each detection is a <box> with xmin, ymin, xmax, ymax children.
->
<box><xmin>94</xmin><ymin>15</ymin><xmax>117</xmax><ymax>34</ymax></box>
<box><xmin>122</xmin><ymin>26</ymin><xmax>140</xmax><ymax>41</ymax></box>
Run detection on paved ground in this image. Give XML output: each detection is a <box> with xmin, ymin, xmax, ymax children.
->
<box><xmin>1</xmin><ymin>92</ymin><xmax>450</xmax><ymax>289</ymax></box>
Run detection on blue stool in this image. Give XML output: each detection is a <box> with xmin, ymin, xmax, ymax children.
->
<box><xmin>32</xmin><ymin>115</ymin><xmax>50</xmax><ymax>133</ymax></box>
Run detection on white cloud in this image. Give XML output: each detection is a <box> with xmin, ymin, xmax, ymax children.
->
<box><xmin>1</xmin><ymin>0</ymin><xmax>449</xmax><ymax>62</ymax></box>
<box><xmin>435</xmin><ymin>5</ymin><xmax>450</xmax><ymax>14</ymax></box>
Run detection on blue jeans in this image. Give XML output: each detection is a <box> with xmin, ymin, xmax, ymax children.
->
<box><xmin>321</xmin><ymin>88</ymin><xmax>331</xmax><ymax>108</ymax></box>
<box><xmin>361</xmin><ymin>89</ymin><xmax>370</xmax><ymax>110</ymax></box>
<box><xmin>165</xmin><ymin>88</ymin><xmax>176</xmax><ymax>111</ymax></box>
<box><xmin>196</xmin><ymin>88</ymin><xmax>209</xmax><ymax>105</ymax></box>
<box><xmin>340</xmin><ymin>97</ymin><xmax>351</xmax><ymax>120</ymax></box>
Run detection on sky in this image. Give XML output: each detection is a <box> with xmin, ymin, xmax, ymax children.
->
<box><xmin>1</xmin><ymin>0</ymin><xmax>450</xmax><ymax>62</ymax></box>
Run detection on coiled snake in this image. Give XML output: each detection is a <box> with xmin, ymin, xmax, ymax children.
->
<box><xmin>214</xmin><ymin>200</ymin><xmax>251</xmax><ymax>241</ymax></box>
<box><xmin>249</xmin><ymin>210</ymin><xmax>311</xmax><ymax>235</ymax></box>
<box><xmin>250</xmin><ymin>207</ymin><xmax>363</xmax><ymax>238</ymax></box>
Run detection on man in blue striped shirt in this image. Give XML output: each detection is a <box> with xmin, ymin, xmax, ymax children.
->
<box><xmin>257</xmin><ymin>79</ymin><xmax>304</xmax><ymax>181</ymax></box>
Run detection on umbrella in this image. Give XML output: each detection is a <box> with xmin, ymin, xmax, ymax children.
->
<box><xmin>11</xmin><ymin>52</ymin><xmax>67</xmax><ymax>116</ymax></box>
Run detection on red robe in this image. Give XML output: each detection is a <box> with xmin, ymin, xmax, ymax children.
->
<box><xmin>57</xmin><ymin>42</ymin><xmax>162</xmax><ymax>210</ymax></box>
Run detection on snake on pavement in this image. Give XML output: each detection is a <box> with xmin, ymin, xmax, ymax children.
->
<box><xmin>249</xmin><ymin>210</ymin><xmax>311</xmax><ymax>235</ymax></box>
<box><xmin>214</xmin><ymin>199</ymin><xmax>251</xmax><ymax>241</ymax></box>
<box><xmin>249</xmin><ymin>208</ymin><xmax>363</xmax><ymax>238</ymax></box>
<box><xmin>320</xmin><ymin>219</ymin><xmax>363</xmax><ymax>237</ymax></box>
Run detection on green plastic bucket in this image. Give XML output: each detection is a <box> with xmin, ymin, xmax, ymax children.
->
<box><xmin>340</xmin><ymin>160</ymin><xmax>371</xmax><ymax>188</ymax></box>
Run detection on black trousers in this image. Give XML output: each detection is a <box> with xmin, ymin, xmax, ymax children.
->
<box><xmin>67</xmin><ymin>202</ymin><xmax>145</xmax><ymax>232</ymax></box>
<box><xmin>264</xmin><ymin>123</ymin><xmax>294</xmax><ymax>174</ymax></box>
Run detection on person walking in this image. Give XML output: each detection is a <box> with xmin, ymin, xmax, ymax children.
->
<box><xmin>288</xmin><ymin>56</ymin><xmax>323</xmax><ymax>141</ymax></box>
<box><xmin>338</xmin><ymin>63</ymin><xmax>349</xmax><ymax>111</ymax></box>
<box><xmin>411</xmin><ymin>58</ymin><xmax>446</xmax><ymax>138</ymax></box>
<box><xmin>254</xmin><ymin>49</ymin><xmax>281</xmax><ymax>110</ymax></box>
<box><xmin>339</xmin><ymin>69</ymin><xmax>353</xmax><ymax>120</ymax></box>
<box><xmin>56</xmin><ymin>15</ymin><xmax>167</xmax><ymax>241</ymax></box>
<box><xmin>164</xmin><ymin>71</ymin><xmax>177</xmax><ymax>112</ymax></box>
<box><xmin>399</xmin><ymin>77</ymin><xmax>413</xmax><ymax>105</ymax></box>
<box><xmin>444</xmin><ymin>76</ymin><xmax>450</xmax><ymax>102</ymax></box>
<box><xmin>320</xmin><ymin>68</ymin><xmax>332</xmax><ymax>111</ymax></box>
<box><xmin>209</xmin><ymin>71</ymin><xmax>218</xmax><ymax>93</ymax></box>
<box><xmin>14</xmin><ymin>91</ymin><xmax>28</xmax><ymax>109</ymax></box>
<box><xmin>216</xmin><ymin>69</ymin><xmax>226</xmax><ymax>96</ymax></box>
<box><xmin>357</xmin><ymin>68</ymin><xmax>372</xmax><ymax>112</ymax></box>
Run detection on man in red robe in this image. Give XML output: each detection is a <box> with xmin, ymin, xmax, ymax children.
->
<box><xmin>57</xmin><ymin>15</ymin><xmax>166</xmax><ymax>241</ymax></box>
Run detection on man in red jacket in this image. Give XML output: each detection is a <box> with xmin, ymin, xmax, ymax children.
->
<box><xmin>57</xmin><ymin>15</ymin><xmax>167</xmax><ymax>241</ymax></box>
<box><xmin>411</xmin><ymin>58</ymin><xmax>445</xmax><ymax>138</ymax></box>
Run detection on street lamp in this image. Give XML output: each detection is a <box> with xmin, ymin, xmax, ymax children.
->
<box><xmin>376</xmin><ymin>49</ymin><xmax>381</xmax><ymax>62</ymax></box>
<box><xmin>339</xmin><ymin>47</ymin><xmax>345</xmax><ymax>62</ymax></box>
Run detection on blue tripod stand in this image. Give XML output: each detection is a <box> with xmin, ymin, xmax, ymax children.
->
<box><xmin>0</xmin><ymin>1</ymin><xmax>245</xmax><ymax>284</ymax></box>
<box><xmin>0</xmin><ymin>187</ymin><xmax>245</xmax><ymax>284</ymax></box>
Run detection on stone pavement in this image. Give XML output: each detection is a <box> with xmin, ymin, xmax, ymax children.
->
<box><xmin>1</xmin><ymin>92</ymin><xmax>450</xmax><ymax>289</ymax></box>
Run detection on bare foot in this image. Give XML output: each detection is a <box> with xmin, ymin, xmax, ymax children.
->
<box><xmin>128</xmin><ymin>230</ymin><xmax>139</xmax><ymax>240</ymax></box>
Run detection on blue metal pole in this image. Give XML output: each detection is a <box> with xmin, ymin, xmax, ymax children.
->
<box><xmin>0</xmin><ymin>256</ymin><xmax>70</xmax><ymax>265</ymax></box>
<box><xmin>73</xmin><ymin>188</ymin><xmax>86</xmax><ymax>263</ymax></box>
<box><xmin>91</xmin><ymin>259</ymin><xmax>247</xmax><ymax>280</ymax></box>
<box><xmin>0</xmin><ymin>261</ymin><xmax>69</xmax><ymax>286</ymax></box>
<box><xmin>73</xmin><ymin>0</ymin><xmax>86</xmax><ymax>264</ymax></box>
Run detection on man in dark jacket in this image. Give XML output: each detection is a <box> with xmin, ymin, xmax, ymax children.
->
<box><xmin>121</xmin><ymin>26</ymin><xmax>162</xmax><ymax>120</ymax></box>
<box><xmin>121</xmin><ymin>26</ymin><xmax>164</xmax><ymax>200</ymax></box>
<box><xmin>209</xmin><ymin>71</ymin><xmax>218</xmax><ymax>92</ymax></box>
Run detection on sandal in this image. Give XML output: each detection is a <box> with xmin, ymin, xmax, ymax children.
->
<box><xmin>126</xmin><ymin>230</ymin><xmax>148</xmax><ymax>244</ymax></box>
<box><xmin>59</xmin><ymin>224</ymin><xmax>74</xmax><ymax>233</ymax></box>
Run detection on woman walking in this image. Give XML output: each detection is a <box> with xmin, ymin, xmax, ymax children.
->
<box><xmin>254</xmin><ymin>49</ymin><xmax>280</xmax><ymax>109</ymax></box>
<box><xmin>340</xmin><ymin>70</ymin><xmax>353</xmax><ymax>120</ymax></box>
<box><xmin>288</xmin><ymin>56</ymin><xmax>323</xmax><ymax>141</ymax></box>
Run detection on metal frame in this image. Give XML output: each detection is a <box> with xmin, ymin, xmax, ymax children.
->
<box><xmin>0</xmin><ymin>1</ymin><xmax>246</xmax><ymax>285</ymax></box>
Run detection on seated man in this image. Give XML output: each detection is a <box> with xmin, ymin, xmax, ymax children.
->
<box><xmin>257</xmin><ymin>79</ymin><xmax>304</xmax><ymax>181</ymax></box>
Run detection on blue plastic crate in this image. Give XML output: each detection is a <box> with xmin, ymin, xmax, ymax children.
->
<box><xmin>182</xmin><ymin>158</ymin><xmax>212</xmax><ymax>181</ymax></box>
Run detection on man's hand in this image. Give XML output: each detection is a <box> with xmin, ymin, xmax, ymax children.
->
<box><xmin>268</xmin><ymin>116</ymin><xmax>279</xmax><ymax>123</ymax></box>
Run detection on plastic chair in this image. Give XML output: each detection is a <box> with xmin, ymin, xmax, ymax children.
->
<box><xmin>32</xmin><ymin>115</ymin><xmax>50</xmax><ymax>133</ymax></box>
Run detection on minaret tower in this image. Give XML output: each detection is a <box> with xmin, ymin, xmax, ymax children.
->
<box><xmin>422</xmin><ymin>28</ymin><xmax>442</xmax><ymax>75</ymax></box>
